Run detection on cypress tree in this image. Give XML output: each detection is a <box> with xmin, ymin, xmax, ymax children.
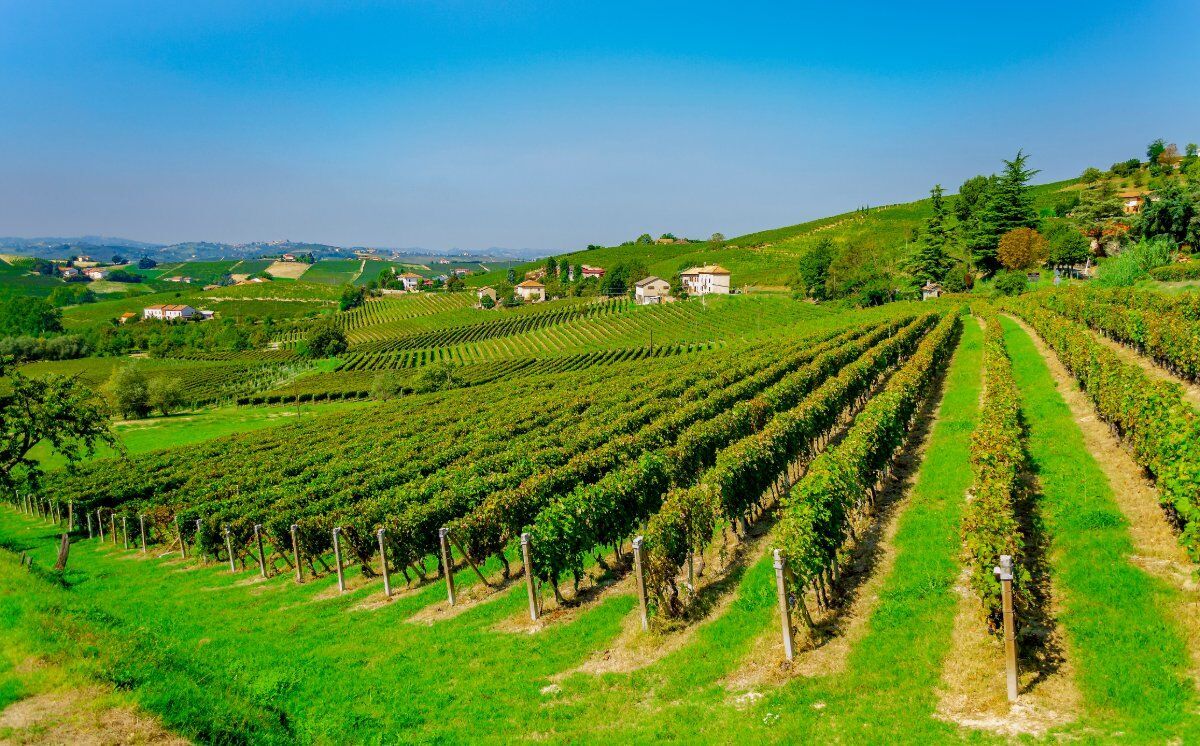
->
<box><xmin>906</xmin><ymin>185</ymin><xmax>955</xmax><ymax>285</ymax></box>
<box><xmin>970</xmin><ymin>151</ymin><xmax>1040</xmax><ymax>272</ymax></box>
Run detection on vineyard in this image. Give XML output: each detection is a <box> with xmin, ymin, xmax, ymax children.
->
<box><xmin>6</xmin><ymin>287</ymin><xmax>1200</xmax><ymax>743</ymax></box>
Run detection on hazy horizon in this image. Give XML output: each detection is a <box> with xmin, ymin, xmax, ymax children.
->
<box><xmin>3</xmin><ymin>1</ymin><xmax>1197</xmax><ymax>252</ymax></box>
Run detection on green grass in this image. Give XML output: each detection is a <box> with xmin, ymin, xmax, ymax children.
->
<box><xmin>298</xmin><ymin>259</ymin><xmax>363</xmax><ymax>285</ymax></box>
<box><xmin>0</xmin><ymin>313</ymin><xmax>991</xmax><ymax>744</ymax></box>
<box><xmin>1000</xmin><ymin>316</ymin><xmax>1199</xmax><ymax>740</ymax></box>
<box><xmin>29</xmin><ymin>400</ymin><xmax>369</xmax><ymax>470</ymax></box>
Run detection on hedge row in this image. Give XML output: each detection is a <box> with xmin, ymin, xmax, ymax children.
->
<box><xmin>1007</xmin><ymin>300</ymin><xmax>1200</xmax><ymax>560</ymax></box>
<box><xmin>776</xmin><ymin>311</ymin><xmax>962</xmax><ymax>620</ymax></box>
<box><xmin>1149</xmin><ymin>262</ymin><xmax>1200</xmax><ymax>282</ymax></box>
<box><xmin>961</xmin><ymin>311</ymin><xmax>1029</xmax><ymax>632</ymax></box>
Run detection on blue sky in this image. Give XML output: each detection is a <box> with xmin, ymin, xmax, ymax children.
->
<box><xmin>2</xmin><ymin>1</ymin><xmax>1197</xmax><ymax>254</ymax></box>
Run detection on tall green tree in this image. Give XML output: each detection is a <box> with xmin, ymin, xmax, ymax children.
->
<box><xmin>1</xmin><ymin>361</ymin><xmax>115</xmax><ymax>494</ymax></box>
<box><xmin>0</xmin><ymin>297</ymin><xmax>63</xmax><ymax>337</ymax></box>
<box><xmin>794</xmin><ymin>238</ymin><xmax>835</xmax><ymax>299</ymax></box>
<box><xmin>969</xmin><ymin>151</ymin><xmax>1040</xmax><ymax>272</ymax></box>
<box><xmin>906</xmin><ymin>185</ymin><xmax>956</xmax><ymax>285</ymax></box>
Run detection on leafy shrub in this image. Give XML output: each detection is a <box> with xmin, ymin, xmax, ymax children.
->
<box><xmin>992</xmin><ymin>271</ymin><xmax>1028</xmax><ymax>296</ymax></box>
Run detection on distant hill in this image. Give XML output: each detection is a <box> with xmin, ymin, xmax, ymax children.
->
<box><xmin>467</xmin><ymin>179</ymin><xmax>1076</xmax><ymax>291</ymax></box>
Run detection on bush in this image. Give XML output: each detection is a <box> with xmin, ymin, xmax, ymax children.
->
<box><xmin>941</xmin><ymin>268</ymin><xmax>968</xmax><ymax>293</ymax></box>
<box><xmin>148</xmin><ymin>377</ymin><xmax>186</xmax><ymax>416</ymax></box>
<box><xmin>1149</xmin><ymin>262</ymin><xmax>1200</xmax><ymax>281</ymax></box>
<box><xmin>1096</xmin><ymin>237</ymin><xmax>1176</xmax><ymax>287</ymax></box>
<box><xmin>301</xmin><ymin>320</ymin><xmax>348</xmax><ymax>358</ymax></box>
<box><xmin>105</xmin><ymin>366</ymin><xmax>150</xmax><ymax>419</ymax></box>
<box><xmin>992</xmin><ymin>270</ymin><xmax>1028</xmax><ymax>297</ymax></box>
<box><xmin>370</xmin><ymin>373</ymin><xmax>408</xmax><ymax>400</ymax></box>
<box><xmin>413</xmin><ymin>362</ymin><xmax>460</xmax><ymax>393</ymax></box>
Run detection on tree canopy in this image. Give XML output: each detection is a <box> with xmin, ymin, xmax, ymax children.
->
<box><xmin>905</xmin><ymin>184</ymin><xmax>956</xmax><ymax>285</ymax></box>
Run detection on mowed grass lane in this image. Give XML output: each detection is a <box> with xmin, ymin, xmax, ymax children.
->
<box><xmin>1000</xmin><ymin>316</ymin><xmax>1198</xmax><ymax>740</ymax></box>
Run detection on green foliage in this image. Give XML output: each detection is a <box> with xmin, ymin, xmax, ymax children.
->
<box><xmin>635</xmin><ymin>233</ymin><xmax>653</xmax><ymax>245</ymax></box>
<box><xmin>300</xmin><ymin>320</ymin><xmax>348</xmax><ymax>358</ymax></box>
<box><xmin>968</xmin><ymin>151</ymin><xmax>1040</xmax><ymax>273</ymax></box>
<box><xmin>148</xmin><ymin>377</ymin><xmax>186</xmax><ymax>416</ymax></box>
<box><xmin>1043</xmin><ymin>218</ymin><xmax>1091</xmax><ymax>268</ymax></box>
<box><xmin>904</xmin><ymin>185</ymin><xmax>955</xmax><ymax>285</ymax></box>
<box><xmin>1137</xmin><ymin>183</ymin><xmax>1199</xmax><ymax>246</ymax></box>
<box><xmin>1006</xmin><ymin>297</ymin><xmax>1200</xmax><ymax>559</ymax></box>
<box><xmin>992</xmin><ymin>270</ymin><xmax>1028</xmax><ymax>296</ymax></box>
<box><xmin>369</xmin><ymin>372</ymin><xmax>408</xmax><ymax>400</ymax></box>
<box><xmin>794</xmin><ymin>238</ymin><xmax>835</xmax><ymax>299</ymax></box>
<box><xmin>599</xmin><ymin>261</ymin><xmax>648</xmax><ymax>296</ymax></box>
<box><xmin>1096</xmin><ymin>237</ymin><xmax>1175</xmax><ymax>287</ymax></box>
<box><xmin>47</xmin><ymin>284</ymin><xmax>97</xmax><ymax>307</ymax></box>
<box><xmin>104</xmin><ymin>366</ymin><xmax>150</xmax><ymax>419</ymax></box>
<box><xmin>106</xmin><ymin>269</ymin><xmax>142</xmax><ymax>283</ymax></box>
<box><xmin>0</xmin><ymin>361</ymin><xmax>115</xmax><ymax>493</ymax></box>
<box><xmin>339</xmin><ymin>285</ymin><xmax>365</xmax><ymax>312</ymax></box>
<box><xmin>0</xmin><ymin>297</ymin><xmax>63</xmax><ymax>337</ymax></box>
<box><xmin>962</xmin><ymin>312</ymin><xmax>1029</xmax><ymax>630</ymax></box>
<box><xmin>1080</xmin><ymin>167</ymin><xmax>1103</xmax><ymax>183</ymax></box>
<box><xmin>412</xmin><ymin>362</ymin><xmax>460</xmax><ymax>393</ymax></box>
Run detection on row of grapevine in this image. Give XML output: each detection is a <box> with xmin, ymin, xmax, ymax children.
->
<box><xmin>774</xmin><ymin>312</ymin><xmax>962</xmax><ymax>625</ymax></box>
<box><xmin>961</xmin><ymin>311</ymin><xmax>1029</xmax><ymax>631</ymax></box>
<box><xmin>352</xmin><ymin>298</ymin><xmax>628</xmax><ymax>353</ymax></box>
<box><xmin>1005</xmin><ymin>300</ymin><xmax>1200</xmax><ymax>560</ymax></box>
<box><xmin>335</xmin><ymin>341</ymin><xmax>715</xmax><ymax>373</ymax></box>
<box><xmin>355</xmin><ymin>327</ymin><xmax>862</xmax><ymax>573</ymax></box>
<box><xmin>532</xmin><ymin>312</ymin><xmax>939</xmax><ymax>605</ymax></box>
<box><xmin>1035</xmin><ymin>287</ymin><xmax>1200</xmax><ymax>381</ymax></box>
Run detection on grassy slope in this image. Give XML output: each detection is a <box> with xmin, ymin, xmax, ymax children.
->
<box><xmin>466</xmin><ymin>180</ymin><xmax>1074</xmax><ymax>291</ymax></box>
<box><xmin>1000</xmin><ymin>317</ymin><xmax>1198</xmax><ymax>740</ymax></box>
<box><xmin>0</xmin><ymin>314</ymin><xmax>989</xmax><ymax>744</ymax></box>
<box><xmin>29</xmin><ymin>400</ymin><xmax>369</xmax><ymax>470</ymax></box>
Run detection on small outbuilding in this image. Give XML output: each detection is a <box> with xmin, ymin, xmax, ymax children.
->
<box><xmin>476</xmin><ymin>286</ymin><xmax>498</xmax><ymax>306</ymax></box>
<box><xmin>635</xmin><ymin>276</ymin><xmax>671</xmax><ymax>305</ymax></box>
<box><xmin>921</xmin><ymin>282</ymin><xmax>942</xmax><ymax>300</ymax></box>
<box><xmin>515</xmin><ymin>279</ymin><xmax>546</xmax><ymax>302</ymax></box>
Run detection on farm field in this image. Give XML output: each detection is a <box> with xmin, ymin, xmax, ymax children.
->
<box><xmin>296</xmin><ymin>259</ymin><xmax>365</xmax><ymax>285</ymax></box>
<box><xmin>9</xmin><ymin>288</ymin><xmax>1200</xmax><ymax>743</ymax></box>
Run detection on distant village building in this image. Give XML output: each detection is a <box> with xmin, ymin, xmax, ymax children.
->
<box><xmin>1118</xmin><ymin>192</ymin><xmax>1145</xmax><ymax>215</ymax></box>
<box><xmin>398</xmin><ymin>272</ymin><xmax>423</xmax><ymax>292</ymax></box>
<box><xmin>921</xmin><ymin>282</ymin><xmax>942</xmax><ymax>300</ymax></box>
<box><xmin>60</xmin><ymin>267</ymin><xmax>81</xmax><ymax>279</ymax></box>
<box><xmin>451</xmin><ymin>268</ymin><xmax>470</xmax><ymax>277</ymax></box>
<box><xmin>281</xmin><ymin>253</ymin><xmax>297</xmax><ymax>262</ymax></box>
<box><xmin>635</xmin><ymin>276</ymin><xmax>671</xmax><ymax>305</ymax></box>
<box><xmin>515</xmin><ymin>279</ymin><xmax>546</xmax><ymax>302</ymax></box>
<box><xmin>476</xmin><ymin>286</ymin><xmax>497</xmax><ymax>306</ymax></box>
<box><xmin>581</xmin><ymin>265</ymin><xmax>606</xmax><ymax>279</ymax></box>
<box><xmin>679</xmin><ymin>265</ymin><xmax>731</xmax><ymax>295</ymax></box>
<box><xmin>143</xmin><ymin>304</ymin><xmax>198</xmax><ymax>321</ymax></box>
<box><xmin>118</xmin><ymin>312</ymin><xmax>137</xmax><ymax>324</ymax></box>
<box><xmin>84</xmin><ymin>268</ymin><xmax>108</xmax><ymax>281</ymax></box>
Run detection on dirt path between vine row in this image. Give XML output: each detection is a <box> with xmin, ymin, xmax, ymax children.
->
<box><xmin>1005</xmin><ymin>315</ymin><xmax>1200</xmax><ymax>677</ymax></box>
<box><xmin>1081</xmin><ymin>325</ymin><xmax>1200</xmax><ymax>410</ymax></box>
<box><xmin>722</xmin><ymin>342</ymin><xmax>952</xmax><ymax>692</ymax></box>
<box><xmin>0</xmin><ymin>678</ymin><xmax>187</xmax><ymax>745</ymax></box>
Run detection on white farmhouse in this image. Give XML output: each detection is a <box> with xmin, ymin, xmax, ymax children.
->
<box><xmin>634</xmin><ymin>276</ymin><xmax>671</xmax><ymax>305</ymax></box>
<box><xmin>921</xmin><ymin>282</ymin><xmax>943</xmax><ymax>300</ymax></box>
<box><xmin>476</xmin><ymin>286</ymin><xmax>497</xmax><ymax>306</ymax></box>
<box><xmin>398</xmin><ymin>272</ymin><xmax>423</xmax><ymax>292</ymax></box>
<box><xmin>514</xmin><ymin>279</ymin><xmax>545</xmax><ymax>302</ymax></box>
<box><xmin>679</xmin><ymin>265</ymin><xmax>731</xmax><ymax>295</ymax></box>
<box><xmin>143</xmin><ymin>304</ymin><xmax>198</xmax><ymax>321</ymax></box>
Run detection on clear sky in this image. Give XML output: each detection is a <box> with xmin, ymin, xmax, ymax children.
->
<box><xmin>2</xmin><ymin>1</ymin><xmax>1197</xmax><ymax>254</ymax></box>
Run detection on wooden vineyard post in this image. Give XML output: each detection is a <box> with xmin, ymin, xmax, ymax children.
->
<box><xmin>109</xmin><ymin>513</ymin><xmax>116</xmax><ymax>546</ymax></box>
<box><xmin>994</xmin><ymin>555</ymin><xmax>1019</xmax><ymax>702</ymax></box>
<box><xmin>520</xmin><ymin>533</ymin><xmax>539</xmax><ymax>622</ymax></box>
<box><xmin>86</xmin><ymin>512</ymin><xmax>94</xmax><ymax>539</ymax></box>
<box><xmin>223</xmin><ymin>528</ymin><xmax>236</xmax><ymax>573</ymax></box>
<box><xmin>291</xmin><ymin>524</ymin><xmax>303</xmax><ymax>583</ymax></box>
<box><xmin>67</xmin><ymin>502</ymin><xmax>74</xmax><ymax>532</ymax></box>
<box><xmin>138</xmin><ymin>515</ymin><xmax>147</xmax><ymax>554</ymax></box>
<box><xmin>194</xmin><ymin>519</ymin><xmax>202</xmax><ymax>560</ymax></box>
<box><xmin>438</xmin><ymin>527</ymin><xmax>456</xmax><ymax>606</ymax></box>
<box><xmin>332</xmin><ymin>527</ymin><xmax>346</xmax><ymax>593</ymax></box>
<box><xmin>632</xmin><ymin>536</ymin><xmax>649</xmax><ymax>631</ymax></box>
<box><xmin>254</xmin><ymin>524</ymin><xmax>267</xmax><ymax>578</ymax></box>
<box><xmin>773</xmin><ymin>549</ymin><xmax>795</xmax><ymax>662</ymax></box>
<box><xmin>377</xmin><ymin>529</ymin><xmax>391</xmax><ymax>598</ymax></box>
<box><xmin>97</xmin><ymin>511</ymin><xmax>105</xmax><ymax>543</ymax></box>
<box><xmin>122</xmin><ymin>516</ymin><xmax>129</xmax><ymax>549</ymax></box>
<box><xmin>177</xmin><ymin>516</ymin><xmax>187</xmax><ymax>559</ymax></box>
